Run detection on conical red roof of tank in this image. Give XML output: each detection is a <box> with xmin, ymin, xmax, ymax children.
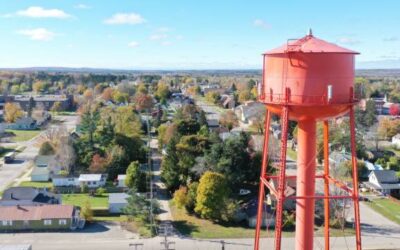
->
<box><xmin>264</xmin><ymin>32</ymin><xmax>359</xmax><ymax>55</ymax></box>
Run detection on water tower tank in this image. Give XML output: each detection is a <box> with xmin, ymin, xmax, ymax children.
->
<box><xmin>261</xmin><ymin>30</ymin><xmax>359</xmax><ymax>120</ymax></box>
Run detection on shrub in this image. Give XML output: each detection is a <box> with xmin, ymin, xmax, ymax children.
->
<box><xmin>39</xmin><ymin>141</ymin><xmax>55</xmax><ymax>155</ymax></box>
<box><xmin>81</xmin><ymin>201</ymin><xmax>93</xmax><ymax>222</ymax></box>
<box><xmin>95</xmin><ymin>187</ymin><xmax>106</xmax><ymax>196</ymax></box>
<box><xmin>173</xmin><ymin>186</ymin><xmax>188</xmax><ymax>209</ymax></box>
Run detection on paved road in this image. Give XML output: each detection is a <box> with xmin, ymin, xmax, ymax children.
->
<box><xmin>0</xmin><ymin>115</ymin><xmax>78</xmax><ymax>192</ymax></box>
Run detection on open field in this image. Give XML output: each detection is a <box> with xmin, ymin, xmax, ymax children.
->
<box><xmin>365</xmin><ymin>198</ymin><xmax>400</xmax><ymax>225</ymax></box>
<box><xmin>6</xmin><ymin>129</ymin><xmax>41</xmax><ymax>142</ymax></box>
<box><xmin>62</xmin><ymin>193</ymin><xmax>109</xmax><ymax>209</ymax></box>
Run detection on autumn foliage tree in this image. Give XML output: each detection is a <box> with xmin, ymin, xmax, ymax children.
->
<box><xmin>195</xmin><ymin>171</ymin><xmax>230</xmax><ymax>220</ymax></box>
<box><xmin>89</xmin><ymin>154</ymin><xmax>108</xmax><ymax>173</ymax></box>
<box><xmin>4</xmin><ymin>102</ymin><xmax>23</xmax><ymax>123</ymax></box>
<box><xmin>219</xmin><ymin>110</ymin><xmax>239</xmax><ymax>130</ymax></box>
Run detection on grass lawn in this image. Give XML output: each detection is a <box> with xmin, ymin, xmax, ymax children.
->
<box><xmin>6</xmin><ymin>129</ymin><xmax>41</xmax><ymax>142</ymax></box>
<box><xmin>287</xmin><ymin>148</ymin><xmax>297</xmax><ymax>160</ymax></box>
<box><xmin>62</xmin><ymin>193</ymin><xmax>109</xmax><ymax>209</ymax></box>
<box><xmin>19</xmin><ymin>181</ymin><xmax>53</xmax><ymax>189</ymax></box>
<box><xmin>169</xmin><ymin>202</ymin><xmax>354</xmax><ymax>239</ymax></box>
<box><xmin>365</xmin><ymin>198</ymin><xmax>400</xmax><ymax>225</ymax></box>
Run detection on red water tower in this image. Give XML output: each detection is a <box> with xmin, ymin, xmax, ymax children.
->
<box><xmin>254</xmin><ymin>30</ymin><xmax>362</xmax><ymax>250</ymax></box>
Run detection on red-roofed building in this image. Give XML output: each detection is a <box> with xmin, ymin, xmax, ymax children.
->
<box><xmin>0</xmin><ymin>205</ymin><xmax>84</xmax><ymax>231</ymax></box>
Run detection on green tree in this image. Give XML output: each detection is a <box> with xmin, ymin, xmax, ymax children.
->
<box><xmin>51</xmin><ymin>101</ymin><xmax>63</xmax><ymax>112</ymax></box>
<box><xmin>39</xmin><ymin>141</ymin><xmax>55</xmax><ymax>155</ymax></box>
<box><xmin>161</xmin><ymin>136</ymin><xmax>181</xmax><ymax>191</ymax></box>
<box><xmin>125</xmin><ymin>161</ymin><xmax>147</xmax><ymax>192</ymax></box>
<box><xmin>364</xmin><ymin>100</ymin><xmax>377</xmax><ymax>126</ymax></box>
<box><xmin>185</xmin><ymin>182</ymin><xmax>198</xmax><ymax>212</ymax></box>
<box><xmin>205</xmin><ymin>91</ymin><xmax>220</xmax><ymax>104</ymax></box>
<box><xmin>195</xmin><ymin>171</ymin><xmax>230</xmax><ymax>220</ymax></box>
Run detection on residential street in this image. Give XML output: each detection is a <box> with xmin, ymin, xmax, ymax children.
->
<box><xmin>0</xmin><ymin>115</ymin><xmax>78</xmax><ymax>192</ymax></box>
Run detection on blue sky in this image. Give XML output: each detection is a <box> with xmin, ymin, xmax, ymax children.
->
<box><xmin>0</xmin><ymin>1</ymin><xmax>399</xmax><ymax>69</ymax></box>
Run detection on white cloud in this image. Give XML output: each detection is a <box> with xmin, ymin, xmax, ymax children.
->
<box><xmin>337</xmin><ymin>37</ymin><xmax>361</xmax><ymax>45</ymax></box>
<box><xmin>253</xmin><ymin>19</ymin><xmax>270</xmax><ymax>29</ymax></box>
<box><xmin>17</xmin><ymin>28</ymin><xmax>55</xmax><ymax>41</ymax></box>
<box><xmin>150</xmin><ymin>34</ymin><xmax>168</xmax><ymax>41</ymax></box>
<box><xmin>74</xmin><ymin>4</ymin><xmax>91</xmax><ymax>9</ymax></box>
<box><xmin>104</xmin><ymin>13</ymin><xmax>146</xmax><ymax>25</ymax></box>
<box><xmin>16</xmin><ymin>6</ymin><xmax>71</xmax><ymax>19</ymax></box>
<box><xmin>128</xmin><ymin>41</ymin><xmax>140</xmax><ymax>48</ymax></box>
<box><xmin>161</xmin><ymin>41</ymin><xmax>172</xmax><ymax>46</ymax></box>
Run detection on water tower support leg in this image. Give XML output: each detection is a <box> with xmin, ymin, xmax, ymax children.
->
<box><xmin>274</xmin><ymin>107</ymin><xmax>289</xmax><ymax>250</ymax></box>
<box><xmin>254</xmin><ymin>110</ymin><xmax>271</xmax><ymax>250</ymax></box>
<box><xmin>323</xmin><ymin>121</ymin><xmax>330</xmax><ymax>250</ymax></box>
<box><xmin>349</xmin><ymin>107</ymin><xmax>362</xmax><ymax>250</ymax></box>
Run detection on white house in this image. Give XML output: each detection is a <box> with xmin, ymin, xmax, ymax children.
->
<box><xmin>30</xmin><ymin>155</ymin><xmax>56</xmax><ymax>182</ymax></box>
<box><xmin>78</xmin><ymin>174</ymin><xmax>106</xmax><ymax>188</ymax></box>
<box><xmin>117</xmin><ymin>175</ymin><xmax>127</xmax><ymax>188</ymax></box>
<box><xmin>52</xmin><ymin>176</ymin><xmax>79</xmax><ymax>187</ymax></box>
<box><xmin>392</xmin><ymin>134</ymin><xmax>400</xmax><ymax>149</ymax></box>
<box><xmin>366</xmin><ymin>170</ymin><xmax>400</xmax><ymax>195</ymax></box>
<box><xmin>108</xmin><ymin>193</ymin><xmax>129</xmax><ymax>213</ymax></box>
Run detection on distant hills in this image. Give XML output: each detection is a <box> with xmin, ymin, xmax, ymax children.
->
<box><xmin>1</xmin><ymin>67</ymin><xmax>400</xmax><ymax>77</ymax></box>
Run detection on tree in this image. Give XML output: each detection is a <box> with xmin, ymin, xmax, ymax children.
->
<box><xmin>195</xmin><ymin>171</ymin><xmax>230</xmax><ymax>220</ymax></box>
<box><xmin>81</xmin><ymin>201</ymin><xmax>93</xmax><ymax>222</ymax></box>
<box><xmin>89</xmin><ymin>154</ymin><xmax>108</xmax><ymax>173</ymax></box>
<box><xmin>173</xmin><ymin>186</ymin><xmax>188</xmax><ymax>209</ymax></box>
<box><xmin>112</xmin><ymin>90</ymin><xmax>129</xmax><ymax>104</ymax></box>
<box><xmin>161</xmin><ymin>136</ymin><xmax>181</xmax><ymax>191</ymax></box>
<box><xmin>185</xmin><ymin>182</ymin><xmax>198</xmax><ymax>212</ymax></box>
<box><xmin>155</xmin><ymin>82</ymin><xmax>170</xmax><ymax>101</ymax></box>
<box><xmin>135</xmin><ymin>93</ymin><xmax>154</xmax><ymax>111</ymax></box>
<box><xmin>219</xmin><ymin>110</ymin><xmax>238</xmax><ymax>130</ymax></box>
<box><xmin>101</xmin><ymin>87</ymin><xmax>114</xmax><ymax>101</ymax></box>
<box><xmin>125</xmin><ymin>161</ymin><xmax>146</xmax><ymax>192</ymax></box>
<box><xmin>110</xmin><ymin>106</ymin><xmax>142</xmax><ymax>138</ymax></box>
<box><xmin>4</xmin><ymin>102</ymin><xmax>23</xmax><ymax>123</ymax></box>
<box><xmin>378</xmin><ymin>118</ymin><xmax>400</xmax><ymax>140</ymax></box>
<box><xmin>205</xmin><ymin>91</ymin><xmax>220</xmax><ymax>104</ymax></box>
<box><xmin>364</xmin><ymin>100</ymin><xmax>377</xmax><ymax>126</ymax></box>
<box><xmin>39</xmin><ymin>141</ymin><xmax>55</xmax><ymax>155</ymax></box>
<box><xmin>238</xmin><ymin>90</ymin><xmax>252</xmax><ymax>103</ymax></box>
<box><xmin>10</xmin><ymin>85</ymin><xmax>20</xmax><ymax>94</ymax></box>
<box><xmin>51</xmin><ymin>101</ymin><xmax>63</xmax><ymax>112</ymax></box>
<box><xmin>123</xmin><ymin>189</ymin><xmax>158</xmax><ymax>224</ymax></box>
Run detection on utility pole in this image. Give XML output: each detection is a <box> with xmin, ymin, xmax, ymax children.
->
<box><xmin>159</xmin><ymin>222</ymin><xmax>175</xmax><ymax>250</ymax></box>
<box><xmin>147</xmin><ymin>108</ymin><xmax>155</xmax><ymax>231</ymax></box>
<box><xmin>129</xmin><ymin>243</ymin><xmax>144</xmax><ymax>250</ymax></box>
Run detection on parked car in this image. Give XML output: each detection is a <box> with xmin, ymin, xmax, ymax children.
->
<box><xmin>239</xmin><ymin>189</ymin><xmax>251</xmax><ymax>196</ymax></box>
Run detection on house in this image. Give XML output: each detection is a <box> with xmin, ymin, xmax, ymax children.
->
<box><xmin>6</xmin><ymin>117</ymin><xmax>37</xmax><ymax>130</ymax></box>
<box><xmin>239</xmin><ymin>198</ymin><xmax>275</xmax><ymax>228</ymax></box>
<box><xmin>234</xmin><ymin>101</ymin><xmax>265</xmax><ymax>125</ymax></box>
<box><xmin>78</xmin><ymin>174</ymin><xmax>106</xmax><ymax>188</ymax></box>
<box><xmin>0</xmin><ymin>204</ymin><xmax>83</xmax><ymax>231</ymax></box>
<box><xmin>220</xmin><ymin>94</ymin><xmax>235</xmax><ymax>109</ymax></box>
<box><xmin>328</xmin><ymin>151</ymin><xmax>351</xmax><ymax>169</ymax></box>
<box><xmin>30</xmin><ymin>155</ymin><xmax>56</xmax><ymax>182</ymax></box>
<box><xmin>0</xmin><ymin>187</ymin><xmax>61</xmax><ymax>206</ymax></box>
<box><xmin>366</xmin><ymin>170</ymin><xmax>400</xmax><ymax>196</ymax></box>
<box><xmin>30</xmin><ymin>167</ymin><xmax>50</xmax><ymax>182</ymax></box>
<box><xmin>108</xmin><ymin>193</ymin><xmax>129</xmax><ymax>213</ymax></box>
<box><xmin>392</xmin><ymin>134</ymin><xmax>400</xmax><ymax>149</ymax></box>
<box><xmin>117</xmin><ymin>175</ymin><xmax>127</xmax><ymax>188</ymax></box>
<box><xmin>52</xmin><ymin>175</ymin><xmax>79</xmax><ymax>187</ymax></box>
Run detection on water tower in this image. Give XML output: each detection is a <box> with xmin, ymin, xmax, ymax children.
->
<box><xmin>254</xmin><ymin>30</ymin><xmax>362</xmax><ymax>250</ymax></box>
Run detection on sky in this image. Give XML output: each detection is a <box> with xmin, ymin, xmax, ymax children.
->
<box><xmin>0</xmin><ymin>1</ymin><xmax>400</xmax><ymax>70</ymax></box>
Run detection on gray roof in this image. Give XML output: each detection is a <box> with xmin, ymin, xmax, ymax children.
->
<box><xmin>109</xmin><ymin>193</ymin><xmax>129</xmax><ymax>204</ymax></box>
<box><xmin>370</xmin><ymin>170</ymin><xmax>399</xmax><ymax>183</ymax></box>
<box><xmin>31</xmin><ymin>166</ymin><xmax>50</xmax><ymax>176</ymax></box>
<box><xmin>79</xmin><ymin>174</ymin><xmax>102</xmax><ymax>182</ymax></box>
<box><xmin>1</xmin><ymin>187</ymin><xmax>38</xmax><ymax>201</ymax></box>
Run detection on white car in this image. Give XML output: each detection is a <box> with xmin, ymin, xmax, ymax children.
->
<box><xmin>239</xmin><ymin>189</ymin><xmax>251</xmax><ymax>196</ymax></box>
